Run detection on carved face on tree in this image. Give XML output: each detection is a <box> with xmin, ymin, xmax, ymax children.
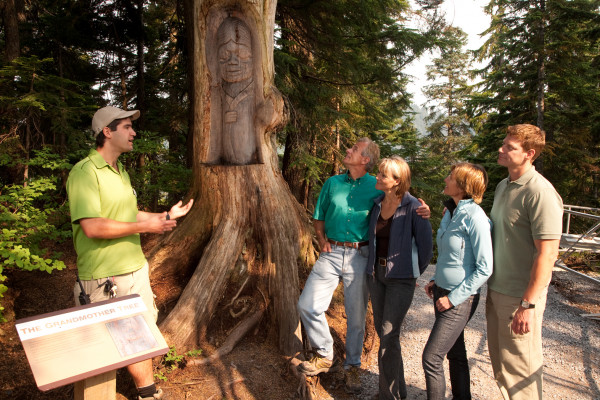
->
<box><xmin>217</xmin><ymin>18</ymin><xmax>253</xmax><ymax>83</ymax></box>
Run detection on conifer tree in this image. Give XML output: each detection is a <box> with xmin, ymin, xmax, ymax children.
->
<box><xmin>469</xmin><ymin>0</ymin><xmax>600</xmax><ymax>207</ymax></box>
<box><xmin>423</xmin><ymin>25</ymin><xmax>473</xmax><ymax>161</ymax></box>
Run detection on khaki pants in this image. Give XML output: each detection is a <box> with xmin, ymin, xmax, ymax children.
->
<box><xmin>74</xmin><ymin>262</ymin><xmax>158</xmax><ymax>322</ymax></box>
<box><xmin>486</xmin><ymin>288</ymin><xmax>547</xmax><ymax>400</ymax></box>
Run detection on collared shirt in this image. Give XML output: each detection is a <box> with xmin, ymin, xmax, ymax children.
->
<box><xmin>313</xmin><ymin>172</ymin><xmax>381</xmax><ymax>242</ymax></box>
<box><xmin>488</xmin><ymin>166</ymin><xmax>563</xmax><ymax>297</ymax></box>
<box><xmin>67</xmin><ymin>149</ymin><xmax>147</xmax><ymax>280</ymax></box>
<box><xmin>435</xmin><ymin>198</ymin><xmax>493</xmax><ymax>306</ymax></box>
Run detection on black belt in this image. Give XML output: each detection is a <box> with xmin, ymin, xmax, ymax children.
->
<box><xmin>433</xmin><ymin>284</ymin><xmax>451</xmax><ymax>296</ymax></box>
<box><xmin>377</xmin><ymin>257</ymin><xmax>387</xmax><ymax>266</ymax></box>
<box><xmin>327</xmin><ymin>239</ymin><xmax>368</xmax><ymax>249</ymax></box>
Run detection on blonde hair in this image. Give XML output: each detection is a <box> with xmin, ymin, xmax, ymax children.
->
<box><xmin>450</xmin><ymin>163</ymin><xmax>488</xmax><ymax>204</ymax></box>
<box><xmin>506</xmin><ymin>124</ymin><xmax>546</xmax><ymax>161</ymax></box>
<box><xmin>379</xmin><ymin>156</ymin><xmax>411</xmax><ymax>197</ymax></box>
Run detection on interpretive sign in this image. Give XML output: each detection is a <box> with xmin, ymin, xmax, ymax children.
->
<box><xmin>15</xmin><ymin>294</ymin><xmax>168</xmax><ymax>391</ymax></box>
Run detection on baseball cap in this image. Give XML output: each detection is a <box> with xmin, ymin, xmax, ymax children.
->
<box><xmin>91</xmin><ymin>106</ymin><xmax>140</xmax><ymax>137</ymax></box>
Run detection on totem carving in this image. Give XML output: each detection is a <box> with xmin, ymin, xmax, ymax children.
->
<box><xmin>207</xmin><ymin>13</ymin><xmax>262</xmax><ymax>165</ymax></box>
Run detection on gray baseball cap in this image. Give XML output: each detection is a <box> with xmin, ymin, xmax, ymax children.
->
<box><xmin>91</xmin><ymin>106</ymin><xmax>140</xmax><ymax>137</ymax></box>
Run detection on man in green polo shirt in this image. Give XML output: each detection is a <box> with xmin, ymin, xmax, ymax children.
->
<box><xmin>486</xmin><ymin>124</ymin><xmax>563</xmax><ymax>400</ymax></box>
<box><xmin>67</xmin><ymin>106</ymin><xmax>193</xmax><ymax>400</ymax></box>
<box><xmin>297</xmin><ymin>137</ymin><xmax>429</xmax><ymax>393</ymax></box>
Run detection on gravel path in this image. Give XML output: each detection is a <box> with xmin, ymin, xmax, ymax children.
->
<box><xmin>351</xmin><ymin>265</ymin><xmax>600</xmax><ymax>399</ymax></box>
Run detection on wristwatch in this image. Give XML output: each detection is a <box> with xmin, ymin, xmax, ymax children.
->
<box><xmin>520</xmin><ymin>299</ymin><xmax>535</xmax><ymax>309</ymax></box>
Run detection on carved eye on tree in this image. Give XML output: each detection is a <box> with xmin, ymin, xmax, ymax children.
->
<box><xmin>235</xmin><ymin>45</ymin><xmax>252</xmax><ymax>61</ymax></box>
<box><xmin>218</xmin><ymin>48</ymin><xmax>231</xmax><ymax>63</ymax></box>
<box><xmin>219</xmin><ymin>43</ymin><xmax>252</xmax><ymax>63</ymax></box>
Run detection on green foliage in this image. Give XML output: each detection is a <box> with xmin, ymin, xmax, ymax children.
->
<box><xmin>163</xmin><ymin>346</ymin><xmax>184</xmax><ymax>370</ymax></box>
<box><xmin>154</xmin><ymin>346</ymin><xmax>203</xmax><ymax>381</ymax></box>
<box><xmin>0</xmin><ymin>147</ymin><xmax>71</xmax><ymax>321</ymax></box>
<box><xmin>185</xmin><ymin>348</ymin><xmax>204</xmax><ymax>358</ymax></box>
<box><xmin>0</xmin><ymin>56</ymin><xmax>99</xmax><ymax>153</ymax></box>
<box><xmin>120</xmin><ymin>130</ymin><xmax>192</xmax><ymax>211</ymax></box>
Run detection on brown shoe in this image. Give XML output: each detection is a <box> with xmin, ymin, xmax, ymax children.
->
<box><xmin>298</xmin><ymin>354</ymin><xmax>334</xmax><ymax>376</ymax></box>
<box><xmin>344</xmin><ymin>366</ymin><xmax>361</xmax><ymax>393</ymax></box>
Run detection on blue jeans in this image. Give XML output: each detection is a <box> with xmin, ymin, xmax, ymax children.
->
<box><xmin>422</xmin><ymin>284</ymin><xmax>479</xmax><ymax>400</ymax></box>
<box><xmin>369</xmin><ymin>264</ymin><xmax>416</xmax><ymax>400</ymax></box>
<box><xmin>297</xmin><ymin>244</ymin><xmax>369</xmax><ymax>367</ymax></box>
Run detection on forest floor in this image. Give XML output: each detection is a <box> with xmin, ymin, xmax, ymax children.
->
<box><xmin>1</xmin><ymin>235</ymin><xmax>599</xmax><ymax>400</ymax></box>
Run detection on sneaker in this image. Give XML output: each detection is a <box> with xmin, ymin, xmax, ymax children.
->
<box><xmin>344</xmin><ymin>366</ymin><xmax>361</xmax><ymax>393</ymax></box>
<box><xmin>298</xmin><ymin>354</ymin><xmax>334</xmax><ymax>376</ymax></box>
<box><xmin>138</xmin><ymin>388</ymin><xmax>164</xmax><ymax>400</ymax></box>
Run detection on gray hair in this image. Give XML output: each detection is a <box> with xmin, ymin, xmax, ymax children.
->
<box><xmin>357</xmin><ymin>137</ymin><xmax>380</xmax><ymax>172</ymax></box>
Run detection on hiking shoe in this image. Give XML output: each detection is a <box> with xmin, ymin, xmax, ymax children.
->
<box><xmin>298</xmin><ymin>354</ymin><xmax>334</xmax><ymax>376</ymax></box>
<box><xmin>344</xmin><ymin>366</ymin><xmax>361</xmax><ymax>393</ymax></box>
<box><xmin>138</xmin><ymin>388</ymin><xmax>164</xmax><ymax>400</ymax></box>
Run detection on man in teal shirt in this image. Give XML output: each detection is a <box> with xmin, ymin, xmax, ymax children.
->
<box><xmin>297</xmin><ymin>138</ymin><xmax>429</xmax><ymax>393</ymax></box>
<box><xmin>67</xmin><ymin>106</ymin><xmax>193</xmax><ymax>400</ymax></box>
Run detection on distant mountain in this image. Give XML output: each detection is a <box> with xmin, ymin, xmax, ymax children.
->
<box><xmin>410</xmin><ymin>103</ymin><xmax>428</xmax><ymax>137</ymax></box>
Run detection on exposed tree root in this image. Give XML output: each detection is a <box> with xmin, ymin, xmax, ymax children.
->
<box><xmin>288</xmin><ymin>354</ymin><xmax>316</xmax><ymax>400</ymax></box>
<box><xmin>188</xmin><ymin>301</ymin><xmax>267</xmax><ymax>366</ymax></box>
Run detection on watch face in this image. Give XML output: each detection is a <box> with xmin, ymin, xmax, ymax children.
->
<box><xmin>521</xmin><ymin>300</ymin><xmax>534</xmax><ymax>308</ymax></box>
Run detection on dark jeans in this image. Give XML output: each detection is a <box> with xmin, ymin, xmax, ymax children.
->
<box><xmin>368</xmin><ymin>264</ymin><xmax>416</xmax><ymax>400</ymax></box>
<box><xmin>422</xmin><ymin>285</ymin><xmax>479</xmax><ymax>400</ymax></box>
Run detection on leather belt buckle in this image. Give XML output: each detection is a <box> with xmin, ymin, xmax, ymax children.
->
<box><xmin>328</xmin><ymin>239</ymin><xmax>368</xmax><ymax>249</ymax></box>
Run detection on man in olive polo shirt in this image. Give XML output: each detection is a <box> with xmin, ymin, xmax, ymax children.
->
<box><xmin>297</xmin><ymin>137</ymin><xmax>429</xmax><ymax>393</ymax></box>
<box><xmin>486</xmin><ymin>124</ymin><xmax>563</xmax><ymax>400</ymax></box>
<box><xmin>67</xmin><ymin>106</ymin><xmax>193</xmax><ymax>400</ymax></box>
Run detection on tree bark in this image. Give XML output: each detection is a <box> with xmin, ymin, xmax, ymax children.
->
<box><xmin>148</xmin><ymin>0</ymin><xmax>315</xmax><ymax>356</ymax></box>
<box><xmin>2</xmin><ymin>0</ymin><xmax>20</xmax><ymax>62</ymax></box>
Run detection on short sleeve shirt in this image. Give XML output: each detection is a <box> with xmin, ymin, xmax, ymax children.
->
<box><xmin>313</xmin><ymin>172</ymin><xmax>381</xmax><ymax>242</ymax></box>
<box><xmin>66</xmin><ymin>150</ymin><xmax>147</xmax><ymax>280</ymax></box>
<box><xmin>488</xmin><ymin>167</ymin><xmax>563</xmax><ymax>297</ymax></box>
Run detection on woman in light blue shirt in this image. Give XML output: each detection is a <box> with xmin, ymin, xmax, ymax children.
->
<box><xmin>422</xmin><ymin>163</ymin><xmax>493</xmax><ymax>400</ymax></box>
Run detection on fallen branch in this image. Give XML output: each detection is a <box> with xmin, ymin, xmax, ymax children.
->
<box><xmin>188</xmin><ymin>302</ymin><xmax>266</xmax><ymax>366</ymax></box>
<box><xmin>161</xmin><ymin>379</ymin><xmax>207</xmax><ymax>387</ymax></box>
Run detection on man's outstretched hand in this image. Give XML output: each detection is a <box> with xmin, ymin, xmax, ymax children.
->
<box><xmin>169</xmin><ymin>199</ymin><xmax>194</xmax><ymax>219</ymax></box>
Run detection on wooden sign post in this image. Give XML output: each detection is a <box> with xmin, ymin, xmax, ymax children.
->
<box><xmin>15</xmin><ymin>294</ymin><xmax>168</xmax><ymax>398</ymax></box>
<box><xmin>74</xmin><ymin>371</ymin><xmax>116</xmax><ymax>400</ymax></box>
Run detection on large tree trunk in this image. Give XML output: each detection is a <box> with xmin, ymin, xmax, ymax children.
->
<box><xmin>147</xmin><ymin>0</ymin><xmax>314</xmax><ymax>356</ymax></box>
<box><xmin>2</xmin><ymin>0</ymin><xmax>20</xmax><ymax>62</ymax></box>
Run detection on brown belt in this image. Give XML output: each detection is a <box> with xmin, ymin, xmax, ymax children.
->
<box><xmin>377</xmin><ymin>257</ymin><xmax>387</xmax><ymax>266</ymax></box>
<box><xmin>327</xmin><ymin>239</ymin><xmax>368</xmax><ymax>249</ymax></box>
